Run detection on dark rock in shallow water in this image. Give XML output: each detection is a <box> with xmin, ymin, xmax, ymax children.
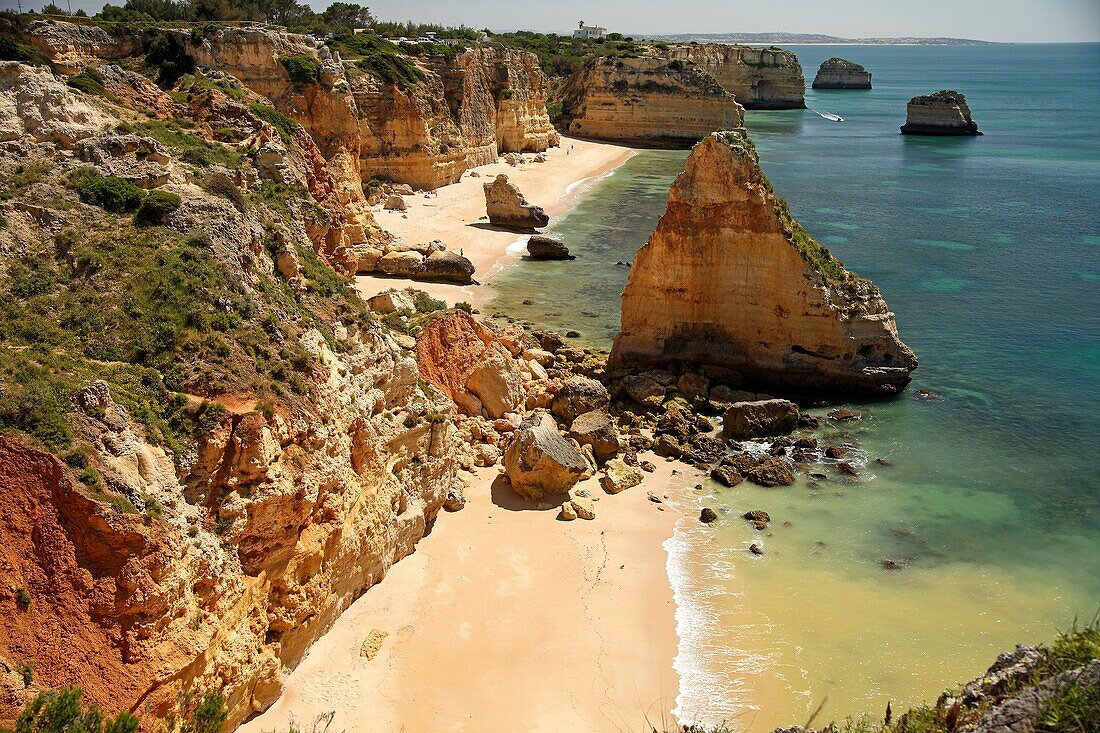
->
<box><xmin>745</xmin><ymin>456</ymin><xmax>796</xmax><ymax>487</ymax></box>
<box><xmin>526</xmin><ymin>234</ymin><xmax>575</xmax><ymax>260</ymax></box>
<box><xmin>723</xmin><ymin>399</ymin><xmax>800</xmax><ymax>440</ymax></box>
<box><xmin>699</xmin><ymin>507</ymin><xmax>718</xmax><ymax>524</ymax></box>
<box><xmin>749</xmin><ymin>543</ymin><xmax>764</xmax><ymax>555</ymax></box>
<box><xmin>901</xmin><ymin>89</ymin><xmax>982</xmax><ymax>136</ymax></box>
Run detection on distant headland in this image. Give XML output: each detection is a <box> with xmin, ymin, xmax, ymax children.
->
<box><xmin>642</xmin><ymin>32</ymin><xmax>1000</xmax><ymax>45</ymax></box>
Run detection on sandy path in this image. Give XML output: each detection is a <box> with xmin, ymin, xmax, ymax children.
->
<box><xmin>241</xmin><ymin>457</ymin><xmax>684</xmax><ymax>733</ymax></box>
<box><xmin>356</xmin><ymin>135</ymin><xmax>636</xmax><ymax>309</ymax></box>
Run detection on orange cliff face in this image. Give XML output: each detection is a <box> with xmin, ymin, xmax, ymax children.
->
<box><xmin>560</xmin><ymin>56</ymin><xmax>744</xmax><ymax>146</ymax></box>
<box><xmin>662</xmin><ymin>44</ymin><xmax>806</xmax><ymax>109</ymax></box>
<box><xmin>609</xmin><ymin>132</ymin><xmax>917</xmax><ymax>396</ymax></box>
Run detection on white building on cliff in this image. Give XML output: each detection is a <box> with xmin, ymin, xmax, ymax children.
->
<box><xmin>573</xmin><ymin>21</ymin><xmax>607</xmax><ymax>39</ymax></box>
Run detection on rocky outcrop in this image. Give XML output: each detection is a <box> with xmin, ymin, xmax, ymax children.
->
<box><xmin>504</xmin><ymin>413</ymin><xmax>590</xmax><ymax>500</ymax></box>
<box><xmin>415</xmin><ymin>311</ymin><xmax>528</xmax><ymax>419</ymax></box>
<box><xmin>610</xmin><ymin>131</ymin><xmax>917</xmax><ymax>396</ymax></box>
<box><xmin>0</xmin><ymin>62</ymin><xmax>113</xmax><ymax>146</ymax></box>
<box><xmin>662</xmin><ymin>45</ymin><xmax>805</xmax><ymax>109</ymax></box>
<box><xmin>560</xmin><ymin>56</ymin><xmax>744</xmax><ymax>145</ymax></box>
<box><xmin>723</xmin><ymin>400</ymin><xmax>800</xmax><ymax>440</ymax></box>
<box><xmin>901</xmin><ymin>90</ymin><xmax>982</xmax><ymax>135</ymax></box>
<box><xmin>526</xmin><ymin>234</ymin><xmax>574</xmax><ymax>260</ymax></box>
<box><xmin>483</xmin><ymin>174</ymin><xmax>549</xmax><ymax>230</ymax></box>
<box><xmin>812</xmin><ymin>58</ymin><xmax>872</xmax><ymax>89</ymax></box>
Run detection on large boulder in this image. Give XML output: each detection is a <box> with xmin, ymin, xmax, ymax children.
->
<box><xmin>465</xmin><ymin>349</ymin><xmax>526</xmax><ymax>419</ymax></box>
<box><xmin>600</xmin><ymin>458</ymin><xmax>643</xmax><ymax>494</ymax></box>
<box><xmin>504</xmin><ymin>414</ymin><xmax>589</xmax><ymax>500</ymax></box>
<box><xmin>483</xmin><ymin>174</ymin><xmax>549</xmax><ymax>231</ymax></box>
<box><xmin>421</xmin><ymin>249</ymin><xmax>475</xmax><ymax>284</ymax></box>
<box><xmin>722</xmin><ymin>399</ymin><xmax>800</xmax><ymax>440</ymax></box>
<box><xmin>527</xmin><ymin>235</ymin><xmax>574</xmax><ymax>260</ymax></box>
<box><xmin>744</xmin><ymin>455</ymin><xmax>795</xmax><ymax>487</ymax></box>
<box><xmin>620</xmin><ymin>373</ymin><xmax>666</xmax><ymax>409</ymax></box>
<box><xmin>378</xmin><ymin>250</ymin><xmax>424</xmax><ymax>277</ymax></box>
<box><xmin>551</xmin><ymin>375</ymin><xmax>610</xmax><ymax>423</ymax></box>
<box><xmin>567</xmin><ymin>409</ymin><xmax>619</xmax><ymax>464</ymax></box>
<box><xmin>366</xmin><ymin>289</ymin><xmax>415</xmax><ymax>314</ymax></box>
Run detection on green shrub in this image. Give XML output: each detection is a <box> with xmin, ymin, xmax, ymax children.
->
<box><xmin>16</xmin><ymin>660</ymin><xmax>33</xmax><ymax>687</ymax></box>
<box><xmin>0</xmin><ymin>34</ymin><xmax>48</xmax><ymax>65</ymax></box>
<box><xmin>15</xmin><ymin>587</ymin><xmax>32</xmax><ymax>610</ymax></box>
<box><xmin>194</xmin><ymin>401</ymin><xmax>227</xmax><ymax>436</ymax></box>
<box><xmin>248</xmin><ymin>103</ymin><xmax>298</xmax><ymax>143</ymax></box>
<box><xmin>119</xmin><ymin>120</ymin><xmax>244</xmax><ymax>169</ymax></box>
<box><xmin>413</xmin><ymin>291</ymin><xmax>446</xmax><ymax>313</ymax></box>
<box><xmin>279</xmin><ymin>55</ymin><xmax>320</xmax><ymax>85</ymax></box>
<box><xmin>76</xmin><ymin>175</ymin><xmax>144</xmax><ymax>214</ymax></box>
<box><xmin>14</xmin><ymin>688</ymin><xmax>139</xmax><ymax>733</ymax></box>
<box><xmin>78</xmin><ymin>467</ymin><xmax>100</xmax><ymax>487</ymax></box>
<box><xmin>109</xmin><ymin>496</ymin><xmax>137</xmax><ymax>514</ymax></box>
<box><xmin>134</xmin><ymin>190</ymin><xmax>181</xmax><ymax>227</ymax></box>
<box><xmin>144</xmin><ymin>31</ymin><xmax>193</xmax><ymax>87</ymax></box>
<box><xmin>0</xmin><ymin>364</ymin><xmax>73</xmax><ymax>448</ymax></box>
<box><xmin>177</xmin><ymin>690</ymin><xmax>227</xmax><ymax>733</ymax></box>
<box><xmin>66</xmin><ymin>68</ymin><xmax>110</xmax><ymax>98</ymax></box>
<box><xmin>454</xmin><ymin>301</ymin><xmax>473</xmax><ymax>313</ymax></box>
<box><xmin>1</xmin><ymin>163</ymin><xmax>50</xmax><ymax>200</ymax></box>
<box><xmin>333</xmin><ymin>33</ymin><xmax>424</xmax><ymax>89</ymax></box>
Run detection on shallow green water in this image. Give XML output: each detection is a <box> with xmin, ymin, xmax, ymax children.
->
<box><xmin>487</xmin><ymin>43</ymin><xmax>1100</xmax><ymax>729</ymax></box>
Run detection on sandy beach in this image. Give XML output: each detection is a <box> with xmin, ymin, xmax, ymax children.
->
<box><xmin>240</xmin><ymin>456</ymin><xmax>684</xmax><ymax>733</ymax></box>
<box><xmin>356</xmin><ymin>135</ymin><xmax>636</xmax><ymax>308</ymax></box>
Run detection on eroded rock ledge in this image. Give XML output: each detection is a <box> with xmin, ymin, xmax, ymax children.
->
<box><xmin>609</xmin><ymin>131</ymin><xmax>917</xmax><ymax>396</ymax></box>
<box><xmin>812</xmin><ymin>58</ymin><xmax>872</xmax><ymax>89</ymax></box>
<box><xmin>901</xmin><ymin>89</ymin><xmax>982</xmax><ymax>136</ymax></box>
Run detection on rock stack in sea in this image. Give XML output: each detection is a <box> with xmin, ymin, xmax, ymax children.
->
<box><xmin>811</xmin><ymin>58</ymin><xmax>872</xmax><ymax>89</ymax></box>
<box><xmin>483</xmin><ymin>174</ymin><xmax>549</xmax><ymax>231</ymax></box>
<box><xmin>609</xmin><ymin>131</ymin><xmax>917</xmax><ymax>396</ymax></box>
<box><xmin>900</xmin><ymin>89</ymin><xmax>982</xmax><ymax>135</ymax></box>
<box><xmin>559</xmin><ymin>56</ymin><xmax>744</xmax><ymax>146</ymax></box>
<box><xmin>661</xmin><ymin>44</ymin><xmax>807</xmax><ymax>109</ymax></box>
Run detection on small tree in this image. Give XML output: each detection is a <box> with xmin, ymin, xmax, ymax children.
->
<box><xmin>14</xmin><ymin>688</ymin><xmax>139</xmax><ymax>733</ymax></box>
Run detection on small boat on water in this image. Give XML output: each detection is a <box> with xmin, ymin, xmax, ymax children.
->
<box><xmin>813</xmin><ymin>108</ymin><xmax>845</xmax><ymax>122</ymax></box>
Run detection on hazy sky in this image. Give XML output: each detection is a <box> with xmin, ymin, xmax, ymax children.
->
<box><xmin>6</xmin><ymin>0</ymin><xmax>1100</xmax><ymax>42</ymax></box>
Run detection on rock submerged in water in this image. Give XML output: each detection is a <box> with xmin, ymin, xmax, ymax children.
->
<box><xmin>609</xmin><ymin>131</ymin><xmax>917</xmax><ymax>396</ymax></box>
<box><xmin>526</xmin><ymin>234</ymin><xmax>575</xmax><ymax>260</ymax></box>
<box><xmin>483</xmin><ymin>174</ymin><xmax>549</xmax><ymax>231</ymax></box>
<box><xmin>900</xmin><ymin>90</ymin><xmax>982</xmax><ymax>136</ymax></box>
<box><xmin>812</xmin><ymin>58</ymin><xmax>872</xmax><ymax>89</ymax></box>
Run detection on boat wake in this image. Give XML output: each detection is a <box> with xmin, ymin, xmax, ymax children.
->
<box><xmin>811</xmin><ymin>108</ymin><xmax>844</xmax><ymax>122</ymax></box>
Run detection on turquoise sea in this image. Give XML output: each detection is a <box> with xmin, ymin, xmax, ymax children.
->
<box><xmin>487</xmin><ymin>44</ymin><xmax>1100</xmax><ymax>728</ymax></box>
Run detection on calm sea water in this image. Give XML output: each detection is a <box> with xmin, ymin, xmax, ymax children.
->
<box><xmin>487</xmin><ymin>44</ymin><xmax>1100</xmax><ymax>729</ymax></box>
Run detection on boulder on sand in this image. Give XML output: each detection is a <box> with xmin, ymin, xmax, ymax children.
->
<box><xmin>722</xmin><ymin>399</ymin><xmax>800</xmax><ymax>440</ymax></box>
<box><xmin>421</xmin><ymin>249</ymin><xmax>475</xmax><ymax>284</ymax></box>
<box><xmin>504</xmin><ymin>413</ymin><xmax>590</xmax><ymax>500</ymax></box>
<box><xmin>600</xmin><ymin>458</ymin><xmax>643</xmax><ymax>494</ymax></box>
<box><xmin>483</xmin><ymin>174</ymin><xmax>549</xmax><ymax>231</ymax></box>
<box><xmin>551</xmin><ymin>375</ymin><xmax>610</xmax><ymax>423</ymax></box>
<box><xmin>568</xmin><ymin>409</ymin><xmax>620</xmax><ymax>464</ymax></box>
<box><xmin>527</xmin><ymin>235</ymin><xmax>575</xmax><ymax>260</ymax></box>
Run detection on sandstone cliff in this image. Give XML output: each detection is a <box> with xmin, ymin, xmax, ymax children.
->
<box><xmin>560</xmin><ymin>56</ymin><xmax>744</xmax><ymax>146</ymax></box>
<box><xmin>662</xmin><ymin>45</ymin><xmax>805</xmax><ymax>109</ymax></box>
<box><xmin>811</xmin><ymin>58</ymin><xmax>872</xmax><ymax>89</ymax></box>
<box><xmin>901</xmin><ymin>89</ymin><xmax>982</xmax><ymax>136</ymax></box>
<box><xmin>609</xmin><ymin>131</ymin><xmax>916</xmax><ymax>396</ymax></box>
<box><xmin>18</xmin><ymin>21</ymin><xmax>558</xmax><ymax>193</ymax></box>
<box><xmin>0</xmin><ymin>51</ymin><xmax>467</xmax><ymax>729</ymax></box>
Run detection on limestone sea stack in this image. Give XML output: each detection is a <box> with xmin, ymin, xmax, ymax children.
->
<box><xmin>900</xmin><ymin>90</ymin><xmax>982</xmax><ymax>135</ymax></box>
<box><xmin>560</xmin><ymin>56</ymin><xmax>744</xmax><ymax>146</ymax></box>
<box><xmin>483</xmin><ymin>174</ymin><xmax>549</xmax><ymax>230</ymax></box>
<box><xmin>609</xmin><ymin>131</ymin><xmax>917</xmax><ymax>396</ymax></box>
<box><xmin>662</xmin><ymin>44</ymin><xmax>806</xmax><ymax>109</ymax></box>
<box><xmin>812</xmin><ymin>58</ymin><xmax>872</xmax><ymax>89</ymax></box>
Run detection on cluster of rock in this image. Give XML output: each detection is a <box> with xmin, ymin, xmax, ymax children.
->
<box><xmin>661</xmin><ymin>44</ymin><xmax>806</xmax><ymax>109</ymax></box>
<box><xmin>483</xmin><ymin>173</ymin><xmax>549</xmax><ymax>230</ymax></box>
<box><xmin>812</xmin><ymin>58</ymin><xmax>872</xmax><ymax>89</ymax></box>
<box><xmin>610</xmin><ymin>131</ymin><xmax>917</xmax><ymax>396</ymax></box>
<box><xmin>559</xmin><ymin>56</ymin><xmax>745</xmax><ymax>146</ymax></box>
<box><xmin>338</xmin><ymin>238</ymin><xmax>475</xmax><ymax>284</ymax></box>
<box><xmin>774</xmin><ymin>643</ymin><xmax>1100</xmax><ymax>733</ymax></box>
<box><xmin>901</xmin><ymin>89</ymin><xmax>982</xmax><ymax>135</ymax></box>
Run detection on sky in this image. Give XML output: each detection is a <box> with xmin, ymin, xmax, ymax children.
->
<box><xmin>4</xmin><ymin>0</ymin><xmax>1100</xmax><ymax>43</ymax></box>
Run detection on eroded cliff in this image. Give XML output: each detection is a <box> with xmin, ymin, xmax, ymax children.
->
<box><xmin>560</xmin><ymin>56</ymin><xmax>744</xmax><ymax>145</ymax></box>
<box><xmin>662</xmin><ymin>44</ymin><xmax>806</xmax><ymax>109</ymax></box>
<box><xmin>0</xmin><ymin>49</ymin><xmax>466</xmax><ymax>729</ymax></box>
<box><xmin>609</xmin><ymin>131</ymin><xmax>916</xmax><ymax>396</ymax></box>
